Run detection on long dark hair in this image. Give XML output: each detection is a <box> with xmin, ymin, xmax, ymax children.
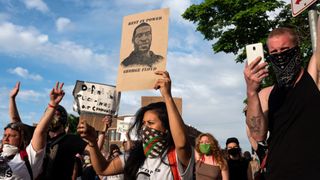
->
<box><xmin>124</xmin><ymin>102</ymin><xmax>174</xmax><ymax>179</ymax></box>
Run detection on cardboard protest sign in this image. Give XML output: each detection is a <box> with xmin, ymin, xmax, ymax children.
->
<box><xmin>73</xmin><ymin>80</ymin><xmax>121</xmax><ymax>131</ymax></box>
<box><xmin>141</xmin><ymin>96</ymin><xmax>182</xmax><ymax>115</ymax></box>
<box><xmin>79</xmin><ymin>113</ymin><xmax>107</xmax><ymax>132</ymax></box>
<box><xmin>117</xmin><ymin>8</ymin><xmax>169</xmax><ymax>91</ymax></box>
<box><xmin>116</xmin><ymin>120</ymin><xmax>130</xmax><ymax>134</ymax></box>
<box><xmin>118</xmin><ymin>116</ymin><xmax>136</xmax><ymax>141</ymax></box>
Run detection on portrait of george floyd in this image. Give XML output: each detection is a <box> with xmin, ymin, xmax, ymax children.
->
<box><xmin>117</xmin><ymin>8</ymin><xmax>169</xmax><ymax>91</ymax></box>
<box><xmin>121</xmin><ymin>22</ymin><xmax>164</xmax><ymax>67</ymax></box>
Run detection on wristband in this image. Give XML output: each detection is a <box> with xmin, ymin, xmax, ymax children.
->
<box><xmin>48</xmin><ymin>103</ymin><xmax>56</xmax><ymax>109</ymax></box>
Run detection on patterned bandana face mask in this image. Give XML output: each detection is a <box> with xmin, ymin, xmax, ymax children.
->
<box><xmin>141</xmin><ymin>125</ymin><xmax>167</xmax><ymax>158</ymax></box>
<box><xmin>267</xmin><ymin>46</ymin><xmax>302</xmax><ymax>89</ymax></box>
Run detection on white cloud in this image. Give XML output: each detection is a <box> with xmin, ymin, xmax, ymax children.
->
<box><xmin>18</xmin><ymin>90</ymin><xmax>45</xmax><ymax>101</ymax></box>
<box><xmin>0</xmin><ymin>22</ymin><xmax>48</xmax><ymax>52</ymax></box>
<box><xmin>56</xmin><ymin>17</ymin><xmax>71</xmax><ymax>32</ymax></box>
<box><xmin>0</xmin><ymin>22</ymin><xmax>111</xmax><ymax>71</ymax></box>
<box><xmin>161</xmin><ymin>0</ymin><xmax>191</xmax><ymax>25</ymax></box>
<box><xmin>113</xmin><ymin>0</ymin><xmax>163</xmax><ymax>7</ymax></box>
<box><xmin>23</xmin><ymin>0</ymin><xmax>49</xmax><ymax>13</ymax></box>
<box><xmin>8</xmin><ymin>67</ymin><xmax>43</xmax><ymax>81</ymax></box>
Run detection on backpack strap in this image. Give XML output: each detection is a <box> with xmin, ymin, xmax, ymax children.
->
<box><xmin>167</xmin><ymin>147</ymin><xmax>181</xmax><ymax>180</ymax></box>
<box><xmin>20</xmin><ymin>150</ymin><xmax>33</xmax><ymax>180</ymax></box>
<box><xmin>260</xmin><ymin>152</ymin><xmax>268</xmax><ymax>169</ymax></box>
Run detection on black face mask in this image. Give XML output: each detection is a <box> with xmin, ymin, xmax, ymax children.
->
<box><xmin>228</xmin><ymin>147</ymin><xmax>240</xmax><ymax>156</ymax></box>
<box><xmin>267</xmin><ymin>46</ymin><xmax>302</xmax><ymax>89</ymax></box>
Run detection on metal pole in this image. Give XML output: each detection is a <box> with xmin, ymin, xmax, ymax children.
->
<box><xmin>308</xmin><ymin>4</ymin><xmax>318</xmax><ymax>52</ymax></box>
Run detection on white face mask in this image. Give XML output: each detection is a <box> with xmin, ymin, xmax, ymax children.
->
<box><xmin>2</xmin><ymin>144</ymin><xmax>19</xmax><ymax>157</ymax></box>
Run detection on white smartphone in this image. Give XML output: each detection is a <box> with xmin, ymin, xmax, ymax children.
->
<box><xmin>246</xmin><ymin>43</ymin><xmax>264</xmax><ymax>65</ymax></box>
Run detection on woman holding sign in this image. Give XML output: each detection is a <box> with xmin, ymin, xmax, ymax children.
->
<box><xmin>77</xmin><ymin>71</ymin><xmax>194</xmax><ymax>180</ymax></box>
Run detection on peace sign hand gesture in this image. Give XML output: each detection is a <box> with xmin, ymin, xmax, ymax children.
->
<box><xmin>49</xmin><ymin>82</ymin><xmax>65</xmax><ymax>107</ymax></box>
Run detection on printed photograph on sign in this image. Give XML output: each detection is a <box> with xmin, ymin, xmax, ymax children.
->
<box><xmin>117</xmin><ymin>8</ymin><xmax>169</xmax><ymax>91</ymax></box>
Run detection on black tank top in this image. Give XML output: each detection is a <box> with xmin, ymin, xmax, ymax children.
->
<box><xmin>227</xmin><ymin>158</ymin><xmax>249</xmax><ymax>180</ymax></box>
<box><xmin>267</xmin><ymin>71</ymin><xmax>320</xmax><ymax>179</ymax></box>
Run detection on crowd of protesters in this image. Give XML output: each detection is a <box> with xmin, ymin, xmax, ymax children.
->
<box><xmin>1</xmin><ymin>20</ymin><xmax>320</xmax><ymax>180</ymax></box>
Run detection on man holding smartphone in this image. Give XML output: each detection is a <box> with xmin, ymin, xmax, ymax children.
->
<box><xmin>243</xmin><ymin>19</ymin><xmax>320</xmax><ymax>179</ymax></box>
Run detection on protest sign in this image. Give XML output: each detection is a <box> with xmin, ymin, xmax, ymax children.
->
<box><xmin>141</xmin><ymin>96</ymin><xmax>182</xmax><ymax>115</ymax></box>
<box><xmin>118</xmin><ymin>116</ymin><xmax>136</xmax><ymax>141</ymax></box>
<box><xmin>116</xmin><ymin>120</ymin><xmax>130</xmax><ymax>134</ymax></box>
<box><xmin>73</xmin><ymin>80</ymin><xmax>121</xmax><ymax>131</ymax></box>
<box><xmin>117</xmin><ymin>8</ymin><xmax>169</xmax><ymax>91</ymax></box>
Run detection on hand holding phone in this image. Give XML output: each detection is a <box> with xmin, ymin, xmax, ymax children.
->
<box><xmin>246</xmin><ymin>43</ymin><xmax>264</xmax><ymax>65</ymax></box>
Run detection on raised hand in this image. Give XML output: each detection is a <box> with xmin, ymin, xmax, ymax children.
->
<box><xmin>154</xmin><ymin>71</ymin><xmax>172</xmax><ymax>99</ymax></box>
<box><xmin>49</xmin><ymin>82</ymin><xmax>65</xmax><ymax>107</ymax></box>
<box><xmin>244</xmin><ymin>57</ymin><xmax>269</xmax><ymax>94</ymax></box>
<box><xmin>102</xmin><ymin>115</ymin><xmax>112</xmax><ymax>129</ymax></box>
<box><xmin>77</xmin><ymin>120</ymin><xmax>97</xmax><ymax>145</ymax></box>
<box><xmin>10</xmin><ymin>82</ymin><xmax>20</xmax><ymax>99</ymax></box>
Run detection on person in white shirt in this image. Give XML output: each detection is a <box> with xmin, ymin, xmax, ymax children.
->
<box><xmin>0</xmin><ymin>82</ymin><xmax>65</xmax><ymax>179</ymax></box>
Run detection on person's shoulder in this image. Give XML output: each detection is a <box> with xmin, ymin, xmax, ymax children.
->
<box><xmin>121</xmin><ymin>56</ymin><xmax>132</xmax><ymax>66</ymax></box>
<box><xmin>149</xmin><ymin>51</ymin><xmax>163</xmax><ymax>60</ymax></box>
<box><xmin>259</xmin><ymin>85</ymin><xmax>274</xmax><ymax>99</ymax></box>
<box><xmin>121</xmin><ymin>51</ymin><xmax>137</xmax><ymax>67</ymax></box>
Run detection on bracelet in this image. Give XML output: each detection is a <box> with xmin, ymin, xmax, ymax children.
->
<box><xmin>48</xmin><ymin>103</ymin><xmax>56</xmax><ymax>109</ymax></box>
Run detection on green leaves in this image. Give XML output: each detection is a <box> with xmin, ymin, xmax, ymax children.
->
<box><xmin>183</xmin><ymin>0</ymin><xmax>315</xmax><ymax>87</ymax></box>
<box><xmin>67</xmin><ymin>114</ymin><xmax>79</xmax><ymax>134</ymax></box>
<box><xmin>182</xmin><ymin>0</ymin><xmax>312</xmax><ymax>63</ymax></box>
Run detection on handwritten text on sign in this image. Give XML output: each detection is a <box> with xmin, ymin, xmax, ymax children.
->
<box><xmin>73</xmin><ymin>81</ymin><xmax>118</xmax><ymax>115</ymax></box>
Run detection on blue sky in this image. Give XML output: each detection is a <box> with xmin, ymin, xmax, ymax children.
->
<box><xmin>0</xmin><ymin>0</ymin><xmax>291</xmax><ymax>151</ymax></box>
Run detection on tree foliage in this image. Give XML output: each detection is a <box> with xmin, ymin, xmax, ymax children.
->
<box><xmin>67</xmin><ymin>114</ymin><xmax>79</xmax><ymax>134</ymax></box>
<box><xmin>183</xmin><ymin>0</ymin><xmax>317</xmax><ymax>87</ymax></box>
<box><xmin>182</xmin><ymin>0</ymin><xmax>313</xmax><ymax>64</ymax></box>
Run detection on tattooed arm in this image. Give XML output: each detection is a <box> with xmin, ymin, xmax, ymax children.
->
<box><xmin>246</xmin><ymin>87</ymin><xmax>271</xmax><ymax>142</ymax></box>
<box><xmin>244</xmin><ymin>57</ymin><xmax>270</xmax><ymax>141</ymax></box>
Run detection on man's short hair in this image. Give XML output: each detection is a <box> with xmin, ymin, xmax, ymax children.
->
<box><xmin>132</xmin><ymin>22</ymin><xmax>152</xmax><ymax>42</ymax></box>
<box><xmin>226</xmin><ymin>137</ymin><xmax>240</xmax><ymax>146</ymax></box>
<box><xmin>267</xmin><ymin>27</ymin><xmax>300</xmax><ymax>47</ymax></box>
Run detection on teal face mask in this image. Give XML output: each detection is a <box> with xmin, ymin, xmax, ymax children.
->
<box><xmin>199</xmin><ymin>144</ymin><xmax>211</xmax><ymax>155</ymax></box>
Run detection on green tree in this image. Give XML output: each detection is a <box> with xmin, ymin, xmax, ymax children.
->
<box><xmin>183</xmin><ymin>0</ymin><xmax>312</xmax><ymax>62</ymax></box>
<box><xmin>67</xmin><ymin>114</ymin><xmax>79</xmax><ymax>134</ymax></box>
<box><xmin>183</xmin><ymin>0</ymin><xmax>314</xmax><ymax>87</ymax></box>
